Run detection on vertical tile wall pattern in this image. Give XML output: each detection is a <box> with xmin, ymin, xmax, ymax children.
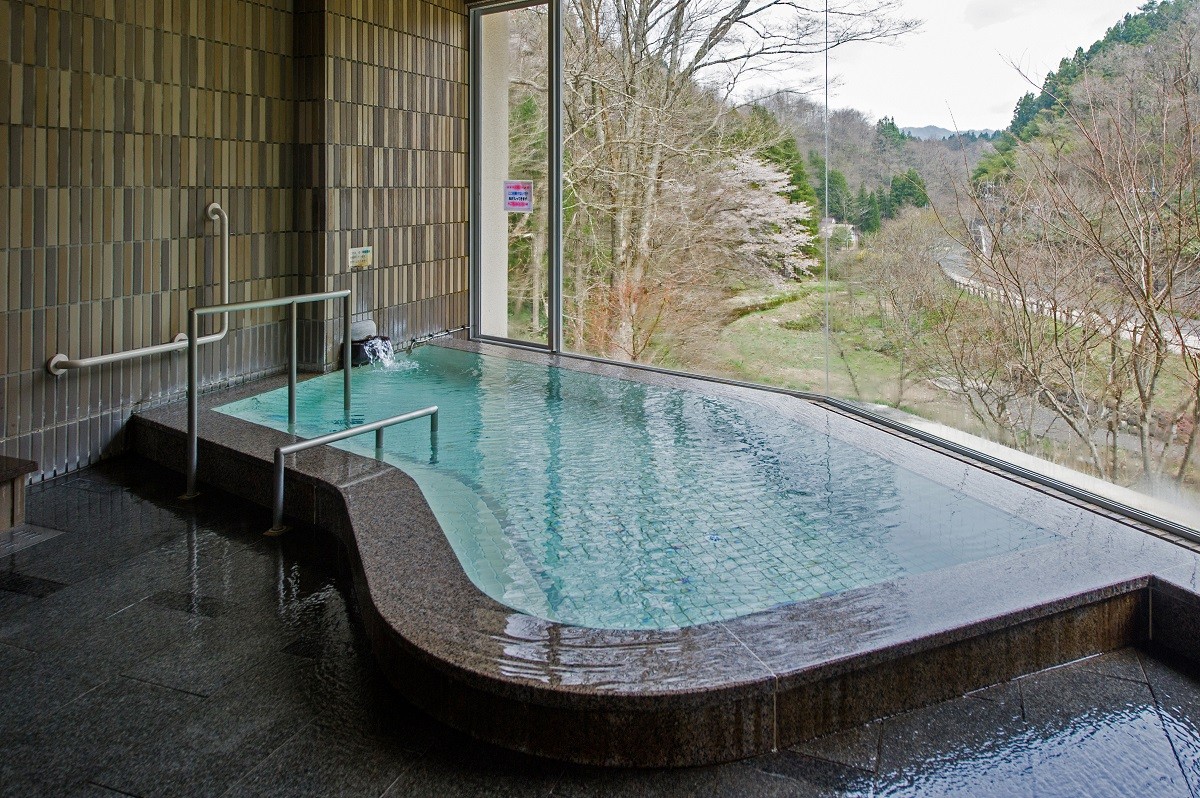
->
<box><xmin>1</xmin><ymin>0</ymin><xmax>471</xmax><ymax>480</ymax></box>
<box><xmin>297</xmin><ymin>0</ymin><xmax>469</xmax><ymax>369</ymax></box>
<box><xmin>0</xmin><ymin>0</ymin><xmax>299</xmax><ymax>479</ymax></box>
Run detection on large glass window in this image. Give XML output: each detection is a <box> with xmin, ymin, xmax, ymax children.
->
<box><xmin>470</xmin><ymin>0</ymin><xmax>1200</xmax><ymax>536</ymax></box>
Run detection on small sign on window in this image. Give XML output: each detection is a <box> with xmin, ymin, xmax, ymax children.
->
<box><xmin>504</xmin><ymin>180</ymin><xmax>534</xmax><ymax>213</ymax></box>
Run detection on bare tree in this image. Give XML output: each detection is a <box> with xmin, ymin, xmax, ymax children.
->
<box><xmin>853</xmin><ymin>208</ymin><xmax>950</xmax><ymax>407</ymax></box>
<box><xmin>560</xmin><ymin>0</ymin><xmax>918</xmax><ymax>359</ymax></box>
<box><xmin>938</xmin><ymin>9</ymin><xmax>1200</xmax><ymax>487</ymax></box>
<box><xmin>934</xmin><ymin>189</ymin><xmax>1132</xmax><ymax>477</ymax></box>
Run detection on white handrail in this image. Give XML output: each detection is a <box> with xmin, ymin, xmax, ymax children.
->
<box><xmin>46</xmin><ymin>202</ymin><xmax>231</xmax><ymax>375</ymax></box>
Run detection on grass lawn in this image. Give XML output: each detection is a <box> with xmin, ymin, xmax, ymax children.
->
<box><xmin>666</xmin><ymin>278</ymin><xmax>1200</xmax><ymax>497</ymax></box>
<box><xmin>678</xmin><ymin>280</ymin><xmax>967</xmax><ymax>428</ymax></box>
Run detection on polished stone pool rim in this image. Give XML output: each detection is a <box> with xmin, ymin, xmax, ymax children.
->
<box><xmin>129</xmin><ymin>339</ymin><xmax>1200</xmax><ymax>767</ymax></box>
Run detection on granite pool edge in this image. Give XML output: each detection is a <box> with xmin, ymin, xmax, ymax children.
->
<box><xmin>126</xmin><ymin>363</ymin><xmax>1200</xmax><ymax>767</ymax></box>
<box><xmin>128</xmin><ymin>396</ymin><xmax>782</xmax><ymax>765</ymax></box>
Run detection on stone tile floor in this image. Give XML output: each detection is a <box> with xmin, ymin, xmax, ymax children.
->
<box><xmin>1</xmin><ymin>456</ymin><xmax>1199</xmax><ymax>797</ymax></box>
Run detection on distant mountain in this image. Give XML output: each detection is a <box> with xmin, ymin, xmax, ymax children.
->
<box><xmin>902</xmin><ymin>125</ymin><xmax>997</xmax><ymax>141</ymax></box>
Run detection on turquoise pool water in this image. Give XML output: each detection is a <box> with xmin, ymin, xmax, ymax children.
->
<box><xmin>217</xmin><ymin>346</ymin><xmax>1058</xmax><ymax>630</ymax></box>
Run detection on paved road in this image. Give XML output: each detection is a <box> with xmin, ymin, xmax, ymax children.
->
<box><xmin>939</xmin><ymin>249</ymin><xmax>1200</xmax><ymax>354</ymax></box>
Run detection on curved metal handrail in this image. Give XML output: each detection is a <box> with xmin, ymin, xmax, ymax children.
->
<box><xmin>268</xmin><ymin>406</ymin><xmax>439</xmax><ymax>533</ymax></box>
<box><xmin>46</xmin><ymin>202</ymin><xmax>231</xmax><ymax>375</ymax></box>
<box><xmin>185</xmin><ymin>289</ymin><xmax>354</xmax><ymax>498</ymax></box>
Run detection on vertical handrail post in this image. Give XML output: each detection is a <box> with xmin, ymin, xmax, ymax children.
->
<box><xmin>288</xmin><ymin>300</ymin><xmax>297</xmax><ymax>429</ymax></box>
<box><xmin>270</xmin><ymin>448</ymin><xmax>286</xmax><ymax>533</ymax></box>
<box><xmin>343</xmin><ymin>293</ymin><xmax>352</xmax><ymax>423</ymax></box>
<box><xmin>375</xmin><ymin>428</ymin><xmax>385</xmax><ymax>459</ymax></box>
<box><xmin>430</xmin><ymin>409</ymin><xmax>439</xmax><ymax>463</ymax></box>
<box><xmin>184</xmin><ymin>309</ymin><xmax>200</xmax><ymax>498</ymax></box>
<box><xmin>205</xmin><ymin>202</ymin><xmax>231</xmax><ymax>339</ymax></box>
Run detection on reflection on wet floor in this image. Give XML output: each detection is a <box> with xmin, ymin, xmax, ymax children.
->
<box><xmin>0</xmin><ymin>455</ymin><xmax>1198</xmax><ymax>797</ymax></box>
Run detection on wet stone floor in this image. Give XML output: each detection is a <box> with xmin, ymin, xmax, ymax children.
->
<box><xmin>1</xmin><ymin>457</ymin><xmax>1199</xmax><ymax>797</ymax></box>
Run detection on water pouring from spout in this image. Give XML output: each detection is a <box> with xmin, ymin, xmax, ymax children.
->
<box><xmin>362</xmin><ymin>336</ymin><xmax>406</xmax><ymax>369</ymax></box>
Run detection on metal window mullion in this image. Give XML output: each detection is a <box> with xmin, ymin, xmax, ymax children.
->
<box><xmin>469</xmin><ymin>1</ymin><xmax>561</xmax><ymax>350</ymax></box>
<box><xmin>547</xmin><ymin>0</ymin><xmax>564</xmax><ymax>353</ymax></box>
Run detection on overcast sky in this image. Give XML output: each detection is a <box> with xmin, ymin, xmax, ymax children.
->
<box><xmin>823</xmin><ymin>0</ymin><xmax>1146</xmax><ymax>131</ymax></box>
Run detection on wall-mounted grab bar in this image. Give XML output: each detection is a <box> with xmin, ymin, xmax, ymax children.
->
<box><xmin>46</xmin><ymin>202</ymin><xmax>231</xmax><ymax>376</ymax></box>
<box><xmin>185</xmin><ymin>289</ymin><xmax>353</xmax><ymax>498</ymax></box>
<box><xmin>268</xmin><ymin>405</ymin><xmax>439</xmax><ymax>534</ymax></box>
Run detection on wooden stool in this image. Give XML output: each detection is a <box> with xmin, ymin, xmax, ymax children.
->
<box><xmin>0</xmin><ymin>456</ymin><xmax>38</xmax><ymax>531</ymax></box>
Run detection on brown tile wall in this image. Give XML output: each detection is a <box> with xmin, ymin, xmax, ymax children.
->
<box><xmin>1</xmin><ymin>0</ymin><xmax>470</xmax><ymax>480</ymax></box>
<box><xmin>296</xmin><ymin>0</ymin><xmax>469</xmax><ymax>368</ymax></box>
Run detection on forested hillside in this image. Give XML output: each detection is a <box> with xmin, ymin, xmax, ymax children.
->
<box><xmin>758</xmin><ymin>97</ymin><xmax>996</xmax><ymax>234</ymax></box>
<box><xmin>813</xmin><ymin>0</ymin><xmax>1200</xmax><ymax>494</ymax></box>
<box><xmin>1012</xmin><ymin>0</ymin><xmax>1194</xmax><ymax>137</ymax></box>
<box><xmin>977</xmin><ymin>0</ymin><xmax>1199</xmax><ymax>181</ymax></box>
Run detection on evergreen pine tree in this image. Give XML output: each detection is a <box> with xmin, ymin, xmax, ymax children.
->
<box><xmin>890</xmin><ymin>168</ymin><xmax>929</xmax><ymax>209</ymax></box>
<box><xmin>877</xmin><ymin>186</ymin><xmax>895</xmax><ymax>220</ymax></box>
<box><xmin>863</xmin><ymin>192</ymin><xmax>881</xmax><ymax>234</ymax></box>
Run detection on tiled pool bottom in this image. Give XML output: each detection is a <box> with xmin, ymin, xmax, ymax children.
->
<box><xmin>216</xmin><ymin>345</ymin><xmax>1059</xmax><ymax>630</ymax></box>
<box><xmin>4</xmin><ymin>459</ymin><xmax>1200</xmax><ymax>797</ymax></box>
<box><xmin>129</xmin><ymin>340</ymin><xmax>1200</xmax><ymax>766</ymax></box>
